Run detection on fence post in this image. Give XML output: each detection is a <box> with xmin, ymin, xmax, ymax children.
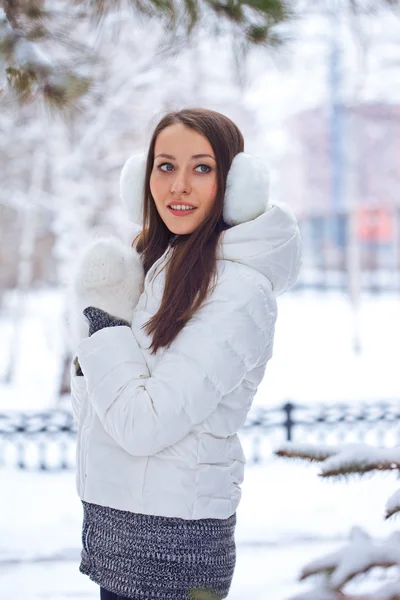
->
<box><xmin>283</xmin><ymin>402</ymin><xmax>295</xmax><ymax>441</ymax></box>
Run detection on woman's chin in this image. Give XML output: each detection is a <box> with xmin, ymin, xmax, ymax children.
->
<box><xmin>165</xmin><ymin>218</ymin><xmax>200</xmax><ymax>235</ymax></box>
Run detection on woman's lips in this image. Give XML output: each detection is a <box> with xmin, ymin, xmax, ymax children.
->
<box><xmin>167</xmin><ymin>207</ymin><xmax>197</xmax><ymax>217</ymax></box>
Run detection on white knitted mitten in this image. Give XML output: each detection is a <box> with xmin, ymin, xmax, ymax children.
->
<box><xmin>66</xmin><ymin>236</ymin><xmax>144</xmax><ymax>350</ymax></box>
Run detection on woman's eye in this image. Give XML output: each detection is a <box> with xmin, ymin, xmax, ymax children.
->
<box><xmin>158</xmin><ymin>163</ymin><xmax>174</xmax><ymax>172</ymax></box>
<box><xmin>195</xmin><ymin>164</ymin><xmax>211</xmax><ymax>174</ymax></box>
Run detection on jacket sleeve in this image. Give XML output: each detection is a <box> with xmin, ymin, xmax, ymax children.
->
<box><xmin>69</xmin><ymin>357</ymin><xmax>88</xmax><ymax>424</ymax></box>
<box><xmin>76</xmin><ymin>274</ymin><xmax>275</xmax><ymax>456</ymax></box>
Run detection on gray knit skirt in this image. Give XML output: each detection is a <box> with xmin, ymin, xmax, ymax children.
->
<box><xmin>79</xmin><ymin>501</ymin><xmax>236</xmax><ymax>599</ymax></box>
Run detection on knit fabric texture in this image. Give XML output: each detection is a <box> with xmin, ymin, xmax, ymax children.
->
<box><xmin>74</xmin><ymin>307</ymin><xmax>130</xmax><ymax>376</ymax></box>
<box><xmin>80</xmin><ymin>500</ymin><xmax>236</xmax><ymax>600</ymax></box>
<box><xmin>83</xmin><ymin>306</ymin><xmax>130</xmax><ymax>337</ymax></box>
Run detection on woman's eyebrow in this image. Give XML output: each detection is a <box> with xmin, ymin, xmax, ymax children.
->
<box><xmin>192</xmin><ymin>154</ymin><xmax>216</xmax><ymax>160</ymax></box>
<box><xmin>155</xmin><ymin>153</ymin><xmax>216</xmax><ymax>161</ymax></box>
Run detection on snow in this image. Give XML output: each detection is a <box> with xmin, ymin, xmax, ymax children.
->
<box><xmin>290</xmin><ymin>577</ymin><xmax>400</xmax><ymax>600</ymax></box>
<box><xmin>299</xmin><ymin>526</ymin><xmax>400</xmax><ymax>588</ymax></box>
<box><xmin>1</xmin><ymin>1</ymin><xmax>400</xmax><ymax>596</ymax></box>
<box><xmin>0</xmin><ymin>289</ymin><xmax>65</xmax><ymax>411</ymax></box>
<box><xmin>276</xmin><ymin>441</ymin><xmax>339</xmax><ymax>461</ymax></box>
<box><xmin>320</xmin><ymin>445</ymin><xmax>400</xmax><ymax>477</ymax></box>
<box><xmin>1</xmin><ymin>288</ymin><xmax>399</xmax><ymax>412</ymax></box>
<box><xmin>0</xmin><ymin>458</ymin><xmax>398</xmax><ymax>599</ymax></box>
<box><xmin>1</xmin><ymin>285</ymin><xmax>400</xmax><ymax>597</ymax></box>
<box><xmin>271</xmin><ymin>442</ymin><xmax>400</xmax><ymax>595</ymax></box>
<box><xmin>276</xmin><ymin>442</ymin><xmax>400</xmax><ymax>477</ymax></box>
<box><xmin>387</xmin><ymin>489</ymin><xmax>400</xmax><ymax>519</ymax></box>
<box><xmin>263</xmin><ymin>290</ymin><xmax>400</xmax><ymax>407</ymax></box>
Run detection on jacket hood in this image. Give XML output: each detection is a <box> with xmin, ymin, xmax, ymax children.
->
<box><xmin>218</xmin><ymin>202</ymin><xmax>302</xmax><ymax>296</ymax></box>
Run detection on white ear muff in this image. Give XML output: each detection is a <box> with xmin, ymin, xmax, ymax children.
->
<box><xmin>120</xmin><ymin>151</ymin><xmax>270</xmax><ymax>227</ymax></box>
<box><xmin>223</xmin><ymin>153</ymin><xmax>270</xmax><ymax>226</ymax></box>
<box><xmin>120</xmin><ymin>153</ymin><xmax>147</xmax><ymax>225</ymax></box>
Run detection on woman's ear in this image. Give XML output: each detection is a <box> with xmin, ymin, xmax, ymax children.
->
<box><xmin>120</xmin><ymin>153</ymin><xmax>147</xmax><ymax>225</ymax></box>
<box><xmin>223</xmin><ymin>153</ymin><xmax>270</xmax><ymax>226</ymax></box>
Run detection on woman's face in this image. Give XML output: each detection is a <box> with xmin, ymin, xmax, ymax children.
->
<box><xmin>150</xmin><ymin>123</ymin><xmax>218</xmax><ymax>235</ymax></box>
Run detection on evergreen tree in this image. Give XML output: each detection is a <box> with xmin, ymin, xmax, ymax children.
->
<box><xmin>0</xmin><ymin>0</ymin><xmax>292</xmax><ymax>111</ymax></box>
<box><xmin>275</xmin><ymin>441</ymin><xmax>400</xmax><ymax>599</ymax></box>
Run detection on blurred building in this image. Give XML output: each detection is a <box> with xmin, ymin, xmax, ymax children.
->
<box><xmin>284</xmin><ymin>102</ymin><xmax>400</xmax><ymax>280</ymax></box>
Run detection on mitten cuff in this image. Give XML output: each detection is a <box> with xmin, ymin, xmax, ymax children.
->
<box><xmin>83</xmin><ymin>306</ymin><xmax>130</xmax><ymax>337</ymax></box>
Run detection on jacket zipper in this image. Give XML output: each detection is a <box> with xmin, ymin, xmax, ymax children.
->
<box><xmin>81</xmin><ymin>398</ymin><xmax>92</xmax><ymax>496</ymax></box>
<box><xmin>80</xmin><ymin>247</ymin><xmax>171</xmax><ymax>496</ymax></box>
<box><xmin>145</xmin><ymin>246</ymin><xmax>172</xmax><ymax>284</ymax></box>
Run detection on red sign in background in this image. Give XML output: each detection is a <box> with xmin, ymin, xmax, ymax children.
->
<box><xmin>357</xmin><ymin>207</ymin><xmax>393</xmax><ymax>242</ymax></box>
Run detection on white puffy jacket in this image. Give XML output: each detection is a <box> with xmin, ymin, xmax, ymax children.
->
<box><xmin>71</xmin><ymin>202</ymin><xmax>302</xmax><ymax>520</ymax></box>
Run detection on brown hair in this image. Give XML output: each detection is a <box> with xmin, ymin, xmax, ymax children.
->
<box><xmin>133</xmin><ymin>108</ymin><xmax>244</xmax><ymax>354</ymax></box>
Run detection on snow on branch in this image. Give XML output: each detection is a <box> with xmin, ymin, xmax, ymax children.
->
<box><xmin>288</xmin><ymin>528</ymin><xmax>400</xmax><ymax>599</ymax></box>
<box><xmin>387</xmin><ymin>489</ymin><xmax>400</xmax><ymax>521</ymax></box>
<box><xmin>365</xmin><ymin>580</ymin><xmax>400</xmax><ymax>600</ymax></box>
<box><xmin>290</xmin><ymin>577</ymin><xmax>400</xmax><ymax>600</ymax></box>
<box><xmin>320</xmin><ymin>445</ymin><xmax>400</xmax><ymax>480</ymax></box>
<box><xmin>300</xmin><ymin>527</ymin><xmax>400</xmax><ymax>588</ymax></box>
<box><xmin>275</xmin><ymin>442</ymin><xmax>400</xmax><ymax>480</ymax></box>
<box><xmin>275</xmin><ymin>441</ymin><xmax>339</xmax><ymax>463</ymax></box>
<box><xmin>276</xmin><ymin>441</ymin><xmax>400</xmax><ymax>598</ymax></box>
<box><xmin>0</xmin><ymin>5</ymin><xmax>92</xmax><ymax>109</ymax></box>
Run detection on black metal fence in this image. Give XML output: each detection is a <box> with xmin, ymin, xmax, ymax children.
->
<box><xmin>1</xmin><ymin>401</ymin><xmax>399</xmax><ymax>471</ymax></box>
<box><xmin>240</xmin><ymin>400</ymin><xmax>400</xmax><ymax>463</ymax></box>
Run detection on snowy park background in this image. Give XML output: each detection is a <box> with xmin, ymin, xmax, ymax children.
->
<box><xmin>1</xmin><ymin>1</ymin><xmax>400</xmax><ymax>599</ymax></box>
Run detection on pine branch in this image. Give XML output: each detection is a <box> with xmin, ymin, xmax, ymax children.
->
<box><xmin>183</xmin><ymin>0</ymin><xmax>198</xmax><ymax>32</ymax></box>
<box><xmin>0</xmin><ymin>4</ymin><xmax>94</xmax><ymax>113</ymax></box>
<box><xmin>288</xmin><ymin>576</ymin><xmax>352</xmax><ymax>599</ymax></box>
<box><xmin>276</xmin><ymin>442</ymin><xmax>400</xmax><ymax>591</ymax></box>
<box><xmin>278</xmin><ymin>441</ymin><xmax>400</xmax><ymax>598</ymax></box>
<box><xmin>319</xmin><ymin>445</ymin><xmax>400</xmax><ymax>480</ymax></box>
<box><xmin>275</xmin><ymin>441</ymin><xmax>341</xmax><ymax>463</ymax></box>
<box><xmin>1</xmin><ymin>0</ymin><xmax>399</xmax><ymax>111</ymax></box>
<box><xmin>386</xmin><ymin>488</ymin><xmax>400</xmax><ymax>520</ymax></box>
<box><xmin>0</xmin><ymin>0</ymin><xmax>292</xmax><ymax>111</ymax></box>
<box><xmin>299</xmin><ymin>527</ymin><xmax>400</xmax><ymax>590</ymax></box>
<box><xmin>275</xmin><ymin>442</ymin><xmax>400</xmax><ymax>480</ymax></box>
<box><xmin>290</xmin><ymin>578</ymin><xmax>400</xmax><ymax>600</ymax></box>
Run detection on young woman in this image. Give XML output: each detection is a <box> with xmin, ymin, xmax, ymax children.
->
<box><xmin>69</xmin><ymin>108</ymin><xmax>302</xmax><ymax>600</ymax></box>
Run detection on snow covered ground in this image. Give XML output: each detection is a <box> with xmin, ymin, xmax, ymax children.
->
<box><xmin>1</xmin><ymin>458</ymin><xmax>398</xmax><ymax>600</ymax></box>
<box><xmin>0</xmin><ymin>288</ymin><xmax>399</xmax><ymax>598</ymax></box>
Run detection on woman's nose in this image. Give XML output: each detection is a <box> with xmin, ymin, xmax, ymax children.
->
<box><xmin>170</xmin><ymin>171</ymin><xmax>191</xmax><ymax>195</ymax></box>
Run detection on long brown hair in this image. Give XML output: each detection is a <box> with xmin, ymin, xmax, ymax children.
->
<box><xmin>133</xmin><ymin>108</ymin><xmax>244</xmax><ymax>354</ymax></box>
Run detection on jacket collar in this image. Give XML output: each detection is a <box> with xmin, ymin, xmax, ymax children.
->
<box><xmin>218</xmin><ymin>202</ymin><xmax>302</xmax><ymax>296</ymax></box>
<box><xmin>150</xmin><ymin>202</ymin><xmax>302</xmax><ymax>296</ymax></box>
